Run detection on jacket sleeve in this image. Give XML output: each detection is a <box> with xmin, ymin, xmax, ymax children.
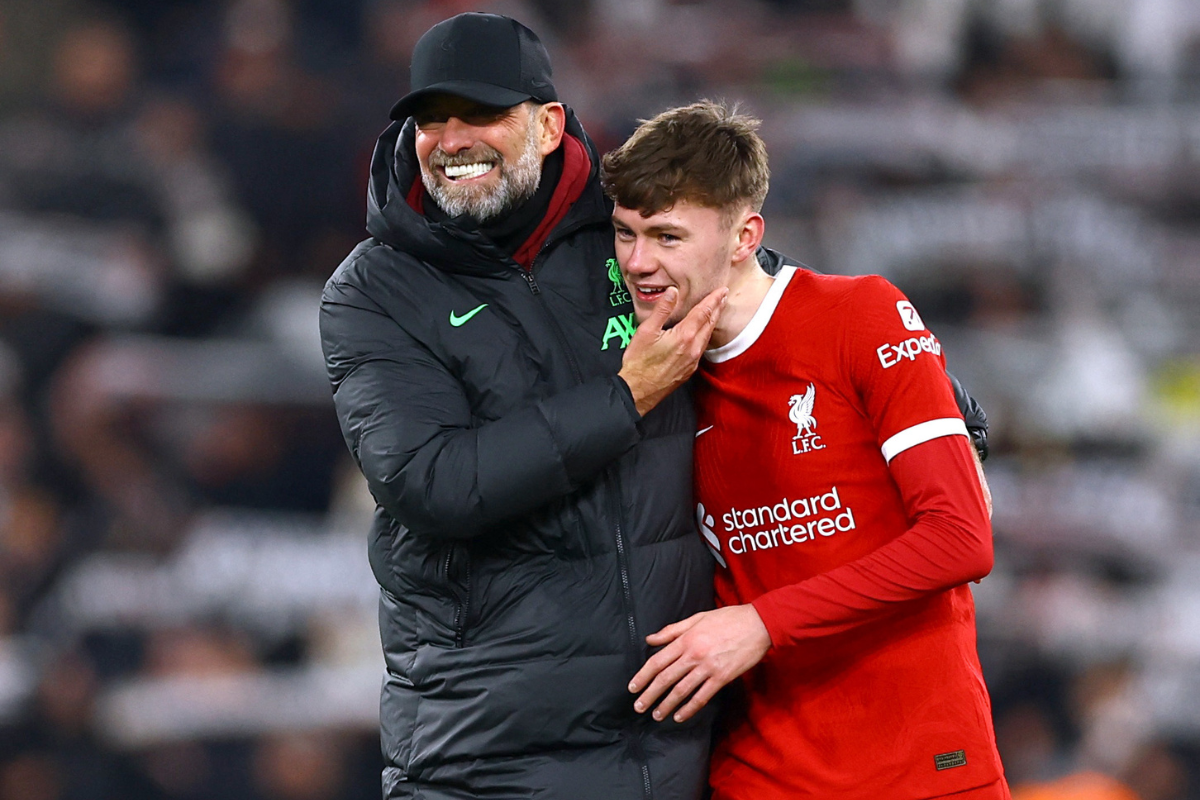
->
<box><xmin>320</xmin><ymin>278</ymin><xmax>643</xmax><ymax>540</ymax></box>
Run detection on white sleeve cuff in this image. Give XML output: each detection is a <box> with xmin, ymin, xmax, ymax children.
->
<box><xmin>880</xmin><ymin>418</ymin><xmax>970</xmax><ymax>463</ymax></box>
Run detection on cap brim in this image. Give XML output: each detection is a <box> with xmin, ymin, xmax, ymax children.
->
<box><xmin>389</xmin><ymin>81</ymin><xmax>534</xmax><ymax>121</ymax></box>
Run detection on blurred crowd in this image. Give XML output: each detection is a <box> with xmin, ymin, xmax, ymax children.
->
<box><xmin>0</xmin><ymin>0</ymin><xmax>1198</xmax><ymax>798</ymax></box>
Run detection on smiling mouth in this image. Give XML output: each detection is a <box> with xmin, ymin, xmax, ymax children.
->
<box><xmin>442</xmin><ymin>162</ymin><xmax>496</xmax><ymax>181</ymax></box>
<box><xmin>634</xmin><ymin>285</ymin><xmax>670</xmax><ymax>301</ymax></box>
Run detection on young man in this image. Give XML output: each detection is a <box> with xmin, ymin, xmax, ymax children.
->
<box><xmin>602</xmin><ymin>102</ymin><xmax>1010</xmax><ymax>800</ymax></box>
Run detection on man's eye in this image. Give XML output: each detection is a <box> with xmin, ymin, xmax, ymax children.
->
<box><xmin>660</xmin><ymin>233</ymin><xmax>680</xmax><ymax>243</ymax></box>
<box><xmin>614</xmin><ymin>228</ymin><xmax>634</xmax><ymax>239</ymax></box>
<box><xmin>416</xmin><ymin>109</ymin><xmax>507</xmax><ymax>128</ymax></box>
<box><xmin>462</xmin><ymin>111</ymin><xmax>506</xmax><ymax>126</ymax></box>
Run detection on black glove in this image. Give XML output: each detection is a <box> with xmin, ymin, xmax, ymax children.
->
<box><xmin>947</xmin><ymin>372</ymin><xmax>988</xmax><ymax>461</ymax></box>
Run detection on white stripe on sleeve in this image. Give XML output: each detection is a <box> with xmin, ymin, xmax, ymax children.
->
<box><xmin>880</xmin><ymin>418</ymin><xmax>970</xmax><ymax>463</ymax></box>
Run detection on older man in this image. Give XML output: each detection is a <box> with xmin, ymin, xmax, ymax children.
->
<box><xmin>319</xmin><ymin>13</ymin><xmax>723</xmax><ymax>800</ymax></box>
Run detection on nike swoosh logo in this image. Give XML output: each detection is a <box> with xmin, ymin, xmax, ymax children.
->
<box><xmin>449</xmin><ymin>304</ymin><xmax>488</xmax><ymax>327</ymax></box>
<box><xmin>696</xmin><ymin>425</ymin><xmax>714</xmax><ymax>438</ymax></box>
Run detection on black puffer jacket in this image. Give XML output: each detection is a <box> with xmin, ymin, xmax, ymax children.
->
<box><xmin>320</xmin><ymin>112</ymin><xmax>715</xmax><ymax>799</ymax></box>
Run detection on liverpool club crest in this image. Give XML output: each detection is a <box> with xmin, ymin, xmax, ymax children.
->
<box><xmin>788</xmin><ymin>384</ymin><xmax>825</xmax><ymax>454</ymax></box>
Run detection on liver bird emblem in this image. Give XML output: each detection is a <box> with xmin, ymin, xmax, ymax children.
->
<box><xmin>789</xmin><ymin>384</ymin><xmax>817</xmax><ymax>439</ymax></box>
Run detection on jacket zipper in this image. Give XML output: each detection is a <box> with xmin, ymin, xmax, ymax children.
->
<box><xmin>607</xmin><ymin>477</ymin><xmax>640</xmax><ymax>656</ymax></box>
<box><xmin>608</xmin><ymin>471</ymin><xmax>653</xmax><ymax>800</ymax></box>
<box><xmin>520</xmin><ymin>269</ymin><xmax>540</xmax><ymax>295</ymax></box>
<box><xmin>522</xmin><ymin>240</ymin><xmax>652</xmax><ymax>800</ymax></box>
<box><xmin>519</xmin><ymin>258</ymin><xmax>585</xmax><ymax>396</ymax></box>
<box><xmin>444</xmin><ymin>547</ymin><xmax>472</xmax><ymax>648</ymax></box>
<box><xmin>455</xmin><ymin>556</ymin><xmax>471</xmax><ymax>648</ymax></box>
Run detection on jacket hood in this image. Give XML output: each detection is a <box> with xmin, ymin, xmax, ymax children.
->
<box><xmin>365</xmin><ymin>108</ymin><xmax>610</xmax><ymax>276</ymax></box>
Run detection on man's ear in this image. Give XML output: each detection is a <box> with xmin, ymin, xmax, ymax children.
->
<box><xmin>731</xmin><ymin>211</ymin><xmax>765</xmax><ymax>265</ymax></box>
<box><xmin>537</xmin><ymin>102</ymin><xmax>567</xmax><ymax>155</ymax></box>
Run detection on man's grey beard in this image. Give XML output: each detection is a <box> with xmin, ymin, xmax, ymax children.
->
<box><xmin>420</xmin><ymin>115</ymin><xmax>543</xmax><ymax>223</ymax></box>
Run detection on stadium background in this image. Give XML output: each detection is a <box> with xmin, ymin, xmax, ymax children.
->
<box><xmin>0</xmin><ymin>0</ymin><xmax>1198</xmax><ymax>797</ymax></box>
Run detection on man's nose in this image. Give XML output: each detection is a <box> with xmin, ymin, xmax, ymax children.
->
<box><xmin>624</xmin><ymin>238</ymin><xmax>654</xmax><ymax>276</ymax></box>
<box><xmin>438</xmin><ymin>116</ymin><xmax>477</xmax><ymax>154</ymax></box>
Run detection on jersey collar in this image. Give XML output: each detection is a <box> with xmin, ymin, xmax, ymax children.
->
<box><xmin>704</xmin><ymin>265</ymin><xmax>797</xmax><ymax>363</ymax></box>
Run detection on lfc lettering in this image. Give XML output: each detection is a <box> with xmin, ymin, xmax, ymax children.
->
<box><xmin>792</xmin><ymin>436</ymin><xmax>825</xmax><ymax>455</ymax></box>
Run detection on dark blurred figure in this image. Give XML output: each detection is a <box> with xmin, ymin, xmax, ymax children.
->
<box><xmin>996</xmin><ymin>702</ymin><xmax>1070</xmax><ymax>787</ymax></box>
<box><xmin>252</xmin><ymin>732</ymin><xmax>347</xmax><ymax>800</ymax></box>
<box><xmin>134</xmin><ymin>93</ymin><xmax>258</xmax><ymax>335</ymax></box>
<box><xmin>1123</xmin><ymin>741</ymin><xmax>1190</xmax><ymax>800</ymax></box>
<box><xmin>0</xmin><ymin>0</ymin><xmax>83</xmax><ymax>110</ymax></box>
<box><xmin>179</xmin><ymin>404</ymin><xmax>340</xmax><ymax>513</ymax></box>
<box><xmin>0</xmin><ymin>11</ymin><xmax>256</xmax><ymax>349</ymax></box>
<box><xmin>1003</xmin><ymin>661</ymin><xmax>1192</xmax><ymax>800</ymax></box>
<box><xmin>0</xmin><ymin>14</ymin><xmax>148</xmax><ymax>400</ymax></box>
<box><xmin>48</xmin><ymin>341</ymin><xmax>190</xmax><ymax>554</ymax></box>
<box><xmin>0</xmin><ymin>753</ymin><xmax>60</xmax><ymax>800</ymax></box>
<box><xmin>131</xmin><ymin>625</ymin><xmax>262</xmax><ymax>800</ymax></box>
<box><xmin>0</xmin><ymin>649</ymin><xmax>161</xmax><ymax>800</ymax></box>
<box><xmin>4</xmin><ymin>14</ymin><xmax>161</xmax><ymax>234</ymax></box>
<box><xmin>47</xmin><ymin>336</ymin><xmax>340</xmax><ymax>553</ymax></box>
<box><xmin>0</xmin><ymin>347</ymin><xmax>66</xmax><ymax>623</ymax></box>
<box><xmin>957</xmin><ymin>21</ymin><xmax>1116</xmax><ymax>105</ymax></box>
<box><xmin>209</xmin><ymin>0</ymin><xmax>360</xmax><ymax>282</ymax></box>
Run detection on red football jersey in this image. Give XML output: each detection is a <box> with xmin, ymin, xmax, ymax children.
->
<box><xmin>694</xmin><ymin>266</ymin><xmax>1004</xmax><ymax>800</ymax></box>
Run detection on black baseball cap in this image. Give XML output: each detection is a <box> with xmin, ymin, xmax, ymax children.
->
<box><xmin>389</xmin><ymin>13</ymin><xmax>558</xmax><ymax>121</ymax></box>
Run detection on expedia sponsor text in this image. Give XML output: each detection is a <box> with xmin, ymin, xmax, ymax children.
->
<box><xmin>877</xmin><ymin>334</ymin><xmax>941</xmax><ymax>369</ymax></box>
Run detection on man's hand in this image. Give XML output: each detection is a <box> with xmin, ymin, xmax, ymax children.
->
<box><xmin>628</xmin><ymin>604</ymin><xmax>771</xmax><ymax>724</ymax></box>
<box><xmin>618</xmin><ymin>287</ymin><xmax>727</xmax><ymax>416</ymax></box>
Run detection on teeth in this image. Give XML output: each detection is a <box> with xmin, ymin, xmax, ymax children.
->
<box><xmin>443</xmin><ymin>162</ymin><xmax>494</xmax><ymax>180</ymax></box>
<box><xmin>640</xmin><ymin>286</ymin><xmax>667</xmax><ymax>295</ymax></box>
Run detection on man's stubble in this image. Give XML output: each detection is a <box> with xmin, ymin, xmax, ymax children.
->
<box><xmin>420</xmin><ymin>112</ymin><xmax>543</xmax><ymax>223</ymax></box>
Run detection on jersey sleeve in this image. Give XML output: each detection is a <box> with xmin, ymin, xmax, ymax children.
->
<box><xmin>843</xmin><ymin>276</ymin><xmax>968</xmax><ymax>462</ymax></box>
<box><xmin>751</xmin><ymin>434</ymin><xmax>993</xmax><ymax>646</ymax></box>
